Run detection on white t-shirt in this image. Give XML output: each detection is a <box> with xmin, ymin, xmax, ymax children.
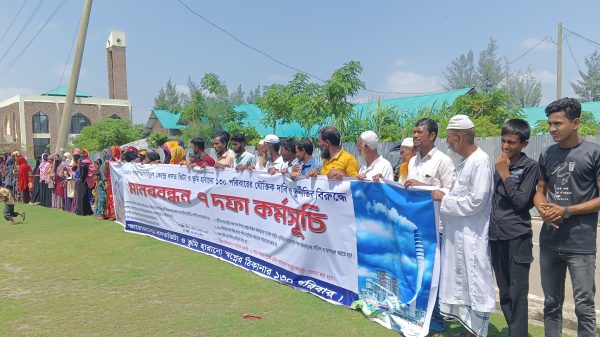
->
<box><xmin>266</xmin><ymin>155</ymin><xmax>287</xmax><ymax>172</ymax></box>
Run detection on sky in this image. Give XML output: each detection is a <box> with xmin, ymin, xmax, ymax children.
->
<box><xmin>0</xmin><ymin>0</ymin><xmax>599</xmax><ymax>125</ymax></box>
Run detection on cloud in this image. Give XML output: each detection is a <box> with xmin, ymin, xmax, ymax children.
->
<box><xmin>393</xmin><ymin>58</ymin><xmax>406</xmax><ymax>67</ymax></box>
<box><xmin>521</xmin><ymin>38</ymin><xmax>554</xmax><ymax>51</ymax></box>
<box><xmin>381</xmin><ymin>71</ymin><xmax>444</xmax><ymax>94</ymax></box>
<box><xmin>366</xmin><ymin>200</ymin><xmax>418</xmax><ymax>231</ymax></box>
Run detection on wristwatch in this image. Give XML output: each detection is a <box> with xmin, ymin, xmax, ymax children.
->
<box><xmin>563</xmin><ymin>207</ymin><xmax>571</xmax><ymax>219</ymax></box>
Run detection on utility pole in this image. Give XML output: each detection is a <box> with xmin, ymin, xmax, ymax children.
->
<box><xmin>54</xmin><ymin>0</ymin><xmax>93</xmax><ymax>154</ymax></box>
<box><xmin>557</xmin><ymin>22</ymin><xmax>563</xmax><ymax>100</ymax></box>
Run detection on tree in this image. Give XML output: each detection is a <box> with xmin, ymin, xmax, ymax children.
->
<box><xmin>325</xmin><ymin>61</ymin><xmax>366</xmax><ymax>135</ymax></box>
<box><xmin>229</xmin><ymin>84</ymin><xmax>246</xmax><ymax>104</ymax></box>
<box><xmin>505</xmin><ymin>69</ymin><xmax>542</xmax><ymax>108</ymax></box>
<box><xmin>448</xmin><ymin>89</ymin><xmax>522</xmax><ymax>137</ymax></box>
<box><xmin>256</xmin><ymin>83</ymin><xmax>292</xmax><ymax>133</ymax></box>
<box><xmin>477</xmin><ymin>38</ymin><xmax>504</xmax><ymax>92</ymax></box>
<box><xmin>571</xmin><ymin>51</ymin><xmax>600</xmax><ymax>102</ymax></box>
<box><xmin>72</xmin><ymin>119</ymin><xmax>143</xmax><ymax>151</ymax></box>
<box><xmin>201</xmin><ymin>73</ymin><xmax>229</xmax><ymax>102</ymax></box>
<box><xmin>533</xmin><ymin>110</ymin><xmax>600</xmax><ymax>135</ymax></box>
<box><xmin>256</xmin><ymin>61</ymin><xmax>365</xmax><ymax>138</ymax></box>
<box><xmin>246</xmin><ymin>85</ymin><xmax>261</xmax><ymax>103</ymax></box>
<box><xmin>147</xmin><ymin>132</ymin><xmax>169</xmax><ymax>149</ymax></box>
<box><xmin>445</xmin><ymin>50</ymin><xmax>477</xmax><ymax>90</ymax></box>
<box><xmin>368</xmin><ymin>101</ymin><xmax>402</xmax><ymax>142</ymax></box>
<box><xmin>153</xmin><ymin>79</ymin><xmax>184</xmax><ymax>112</ymax></box>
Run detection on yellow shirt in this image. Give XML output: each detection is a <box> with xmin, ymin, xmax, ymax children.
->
<box><xmin>320</xmin><ymin>149</ymin><xmax>359</xmax><ymax>177</ymax></box>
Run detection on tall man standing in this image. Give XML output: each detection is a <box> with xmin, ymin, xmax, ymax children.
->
<box><xmin>404</xmin><ymin>118</ymin><xmax>456</xmax><ymax>336</ymax></box>
<box><xmin>533</xmin><ymin>97</ymin><xmax>600</xmax><ymax>337</ymax></box>
<box><xmin>432</xmin><ymin>115</ymin><xmax>495</xmax><ymax>337</ymax></box>
<box><xmin>213</xmin><ymin>130</ymin><xmax>234</xmax><ymax>168</ymax></box>
<box><xmin>490</xmin><ymin>119</ymin><xmax>538</xmax><ymax>337</ymax></box>
<box><xmin>404</xmin><ymin>118</ymin><xmax>455</xmax><ymax>190</ymax></box>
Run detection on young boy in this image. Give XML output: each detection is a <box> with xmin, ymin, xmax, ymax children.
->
<box><xmin>0</xmin><ymin>187</ymin><xmax>25</xmax><ymax>224</ymax></box>
<box><xmin>489</xmin><ymin>119</ymin><xmax>538</xmax><ymax>337</ymax></box>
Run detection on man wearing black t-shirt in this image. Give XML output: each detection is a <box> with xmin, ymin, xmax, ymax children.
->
<box><xmin>490</xmin><ymin>119</ymin><xmax>538</xmax><ymax>337</ymax></box>
<box><xmin>534</xmin><ymin>97</ymin><xmax>600</xmax><ymax>337</ymax></box>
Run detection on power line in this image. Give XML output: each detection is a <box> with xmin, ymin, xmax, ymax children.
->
<box><xmin>564</xmin><ymin>33</ymin><xmax>582</xmax><ymax>73</ymax></box>
<box><xmin>175</xmin><ymin>0</ymin><xmax>440</xmax><ymax>96</ymax></box>
<box><xmin>58</xmin><ymin>15</ymin><xmax>80</xmax><ymax>88</ymax></box>
<box><xmin>0</xmin><ymin>0</ymin><xmax>46</xmax><ymax>67</ymax></box>
<box><xmin>0</xmin><ymin>0</ymin><xmax>30</xmax><ymax>46</ymax></box>
<box><xmin>0</xmin><ymin>0</ymin><xmax>70</xmax><ymax>80</ymax></box>
<box><xmin>564</xmin><ymin>27</ymin><xmax>600</xmax><ymax>49</ymax></box>
<box><xmin>508</xmin><ymin>36</ymin><xmax>552</xmax><ymax>65</ymax></box>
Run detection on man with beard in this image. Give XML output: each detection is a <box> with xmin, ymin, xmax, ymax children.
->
<box><xmin>231</xmin><ymin>133</ymin><xmax>255</xmax><ymax>170</ymax></box>
<box><xmin>263</xmin><ymin>134</ymin><xmax>287</xmax><ymax>174</ymax></box>
<box><xmin>356</xmin><ymin>130</ymin><xmax>393</xmax><ymax>181</ymax></box>
<box><xmin>432</xmin><ymin>115</ymin><xmax>495</xmax><ymax>337</ymax></box>
<box><xmin>308</xmin><ymin>126</ymin><xmax>358</xmax><ymax>179</ymax></box>
<box><xmin>213</xmin><ymin>130</ymin><xmax>234</xmax><ymax>168</ymax></box>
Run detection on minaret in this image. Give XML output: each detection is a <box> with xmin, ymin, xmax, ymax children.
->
<box><xmin>106</xmin><ymin>31</ymin><xmax>128</xmax><ymax>99</ymax></box>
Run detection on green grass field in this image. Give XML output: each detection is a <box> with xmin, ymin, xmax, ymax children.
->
<box><xmin>0</xmin><ymin>204</ymin><xmax>563</xmax><ymax>336</ymax></box>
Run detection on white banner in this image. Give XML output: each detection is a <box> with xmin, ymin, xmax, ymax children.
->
<box><xmin>111</xmin><ymin>163</ymin><xmax>359</xmax><ymax>304</ymax></box>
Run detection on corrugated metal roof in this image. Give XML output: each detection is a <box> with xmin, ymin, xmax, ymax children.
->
<box><xmin>520</xmin><ymin>101</ymin><xmax>600</xmax><ymax>127</ymax></box>
<box><xmin>235</xmin><ymin>103</ymin><xmax>319</xmax><ymax>137</ymax></box>
<box><xmin>236</xmin><ymin>88</ymin><xmax>474</xmax><ymax>137</ymax></box>
<box><xmin>152</xmin><ymin>109</ymin><xmax>187</xmax><ymax>130</ymax></box>
<box><xmin>352</xmin><ymin>87</ymin><xmax>473</xmax><ymax>117</ymax></box>
<box><xmin>41</xmin><ymin>85</ymin><xmax>92</xmax><ymax>97</ymax></box>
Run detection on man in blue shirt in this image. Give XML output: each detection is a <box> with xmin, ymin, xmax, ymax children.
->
<box><xmin>291</xmin><ymin>138</ymin><xmax>321</xmax><ymax>178</ymax></box>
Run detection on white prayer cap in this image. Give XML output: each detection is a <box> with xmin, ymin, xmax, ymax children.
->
<box><xmin>258</xmin><ymin>140</ymin><xmax>264</xmax><ymax>145</ymax></box>
<box><xmin>447</xmin><ymin>114</ymin><xmax>474</xmax><ymax>130</ymax></box>
<box><xmin>401</xmin><ymin>137</ymin><xmax>414</xmax><ymax>147</ymax></box>
<box><xmin>263</xmin><ymin>134</ymin><xmax>280</xmax><ymax>144</ymax></box>
<box><xmin>360</xmin><ymin>130</ymin><xmax>378</xmax><ymax>150</ymax></box>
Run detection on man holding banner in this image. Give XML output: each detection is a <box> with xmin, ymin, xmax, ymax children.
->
<box><xmin>432</xmin><ymin>115</ymin><xmax>495</xmax><ymax>337</ymax></box>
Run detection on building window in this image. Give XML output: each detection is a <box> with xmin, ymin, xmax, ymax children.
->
<box><xmin>109</xmin><ymin>114</ymin><xmax>121</xmax><ymax>119</ymax></box>
<box><xmin>33</xmin><ymin>138</ymin><xmax>50</xmax><ymax>158</ymax></box>
<box><xmin>32</xmin><ymin>112</ymin><xmax>49</xmax><ymax>133</ymax></box>
<box><xmin>70</xmin><ymin>113</ymin><xmax>91</xmax><ymax>134</ymax></box>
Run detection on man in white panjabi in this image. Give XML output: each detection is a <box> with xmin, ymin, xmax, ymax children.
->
<box><xmin>431</xmin><ymin>115</ymin><xmax>495</xmax><ymax>337</ymax></box>
<box><xmin>356</xmin><ymin>130</ymin><xmax>394</xmax><ymax>181</ymax></box>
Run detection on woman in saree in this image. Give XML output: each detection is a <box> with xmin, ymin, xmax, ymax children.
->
<box><xmin>16</xmin><ymin>156</ymin><xmax>31</xmax><ymax>203</ymax></box>
<box><xmin>38</xmin><ymin>153</ymin><xmax>53</xmax><ymax>208</ymax></box>
<box><xmin>103</xmin><ymin>145</ymin><xmax>121</xmax><ymax>221</ymax></box>
<box><xmin>52</xmin><ymin>154</ymin><xmax>64</xmax><ymax>209</ymax></box>
<box><xmin>62</xmin><ymin>152</ymin><xmax>75</xmax><ymax>211</ymax></box>
<box><xmin>75</xmin><ymin>149</ymin><xmax>94</xmax><ymax>216</ymax></box>
<box><xmin>30</xmin><ymin>157</ymin><xmax>41</xmax><ymax>204</ymax></box>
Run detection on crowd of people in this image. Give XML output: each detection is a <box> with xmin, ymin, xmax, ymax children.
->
<box><xmin>0</xmin><ymin>97</ymin><xmax>597</xmax><ymax>337</ymax></box>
